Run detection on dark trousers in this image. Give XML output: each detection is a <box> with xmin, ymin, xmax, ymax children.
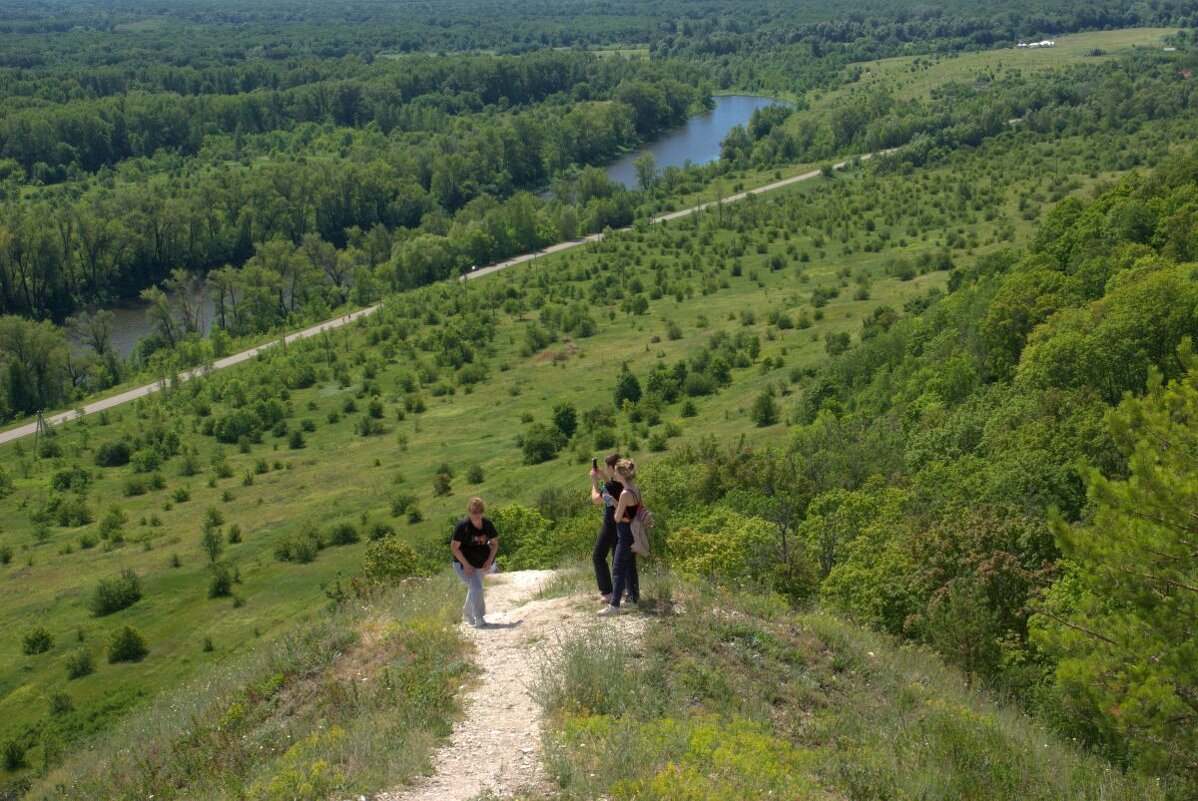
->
<box><xmin>594</xmin><ymin>520</ymin><xmax>638</xmax><ymax>600</ymax></box>
<box><xmin>610</xmin><ymin>522</ymin><xmax>639</xmax><ymax>608</ymax></box>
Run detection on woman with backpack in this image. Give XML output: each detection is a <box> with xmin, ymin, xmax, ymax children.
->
<box><xmin>598</xmin><ymin>458</ymin><xmax>641</xmax><ymax>616</ymax></box>
<box><xmin>590</xmin><ymin>452</ymin><xmax>638</xmax><ymax>606</ymax></box>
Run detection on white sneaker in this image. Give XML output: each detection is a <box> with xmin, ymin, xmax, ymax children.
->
<box><xmin>597</xmin><ymin>605</ymin><xmax>620</xmax><ymax>616</ymax></box>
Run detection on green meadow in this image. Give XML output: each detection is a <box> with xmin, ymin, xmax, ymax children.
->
<box><xmin>812</xmin><ymin>27</ymin><xmax>1176</xmax><ymax>110</ymax></box>
<box><xmin>0</xmin><ymin>130</ymin><xmax>1134</xmax><ymax>773</ymax></box>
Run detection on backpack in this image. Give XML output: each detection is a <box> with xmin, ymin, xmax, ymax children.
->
<box><xmin>629</xmin><ymin>490</ymin><xmax>655</xmax><ymax>556</ymax></box>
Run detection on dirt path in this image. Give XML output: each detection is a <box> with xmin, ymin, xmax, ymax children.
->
<box><xmin>376</xmin><ymin>569</ymin><xmax>644</xmax><ymax>801</ymax></box>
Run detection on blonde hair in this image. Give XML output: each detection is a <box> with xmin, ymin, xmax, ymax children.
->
<box><xmin>613</xmin><ymin>458</ymin><xmax>636</xmax><ymax>481</ymax></box>
<box><xmin>466</xmin><ymin>497</ymin><xmax>485</xmax><ymax>513</ymax></box>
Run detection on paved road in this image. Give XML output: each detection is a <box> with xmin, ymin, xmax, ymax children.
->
<box><xmin>0</xmin><ymin>305</ymin><xmax>379</xmax><ymax>446</ymax></box>
<box><xmin>2</xmin><ymin>149</ymin><xmax>889</xmax><ymax>445</ymax></box>
<box><xmin>463</xmin><ymin>150</ymin><xmax>889</xmax><ymax>282</ymax></box>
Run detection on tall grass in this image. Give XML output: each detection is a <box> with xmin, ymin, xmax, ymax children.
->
<box><xmin>533</xmin><ymin>575</ymin><xmax>1165</xmax><ymax>801</ymax></box>
<box><xmin>29</xmin><ymin>573</ymin><xmax>468</xmax><ymax>801</ymax></box>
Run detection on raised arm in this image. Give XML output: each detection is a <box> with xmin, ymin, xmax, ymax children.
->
<box><xmin>590</xmin><ymin>468</ymin><xmax>605</xmax><ymax>505</ymax></box>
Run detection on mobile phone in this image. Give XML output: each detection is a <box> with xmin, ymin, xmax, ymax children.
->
<box><xmin>592</xmin><ymin>457</ymin><xmax>599</xmax><ymax>470</ymax></box>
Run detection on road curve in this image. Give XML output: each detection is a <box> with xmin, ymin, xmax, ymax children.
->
<box><xmin>0</xmin><ymin>305</ymin><xmax>379</xmax><ymax>446</ymax></box>
<box><xmin>2</xmin><ymin>148</ymin><xmax>891</xmax><ymax>445</ymax></box>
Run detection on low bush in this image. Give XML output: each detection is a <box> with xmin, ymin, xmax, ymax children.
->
<box><xmin>107</xmin><ymin>626</ymin><xmax>148</xmax><ymax>663</ymax></box>
<box><xmin>360</xmin><ymin>538</ymin><xmax>421</xmax><ymax>584</ymax></box>
<box><xmin>22</xmin><ymin>626</ymin><xmax>54</xmax><ymax>655</ymax></box>
<box><xmin>95</xmin><ymin>442</ymin><xmax>131</xmax><ymax>467</ymax></box>
<box><xmin>64</xmin><ymin>649</ymin><xmax>95</xmax><ymax>679</ymax></box>
<box><xmin>275</xmin><ymin>525</ymin><xmax>324</xmax><ymax>563</ymax></box>
<box><xmin>327</xmin><ymin>522</ymin><xmax>359</xmax><ymax>546</ymax></box>
<box><xmin>90</xmin><ymin>569</ymin><xmax>142</xmax><ymax>617</ymax></box>
<box><xmin>208</xmin><ymin>563</ymin><xmax>234</xmax><ymax>598</ymax></box>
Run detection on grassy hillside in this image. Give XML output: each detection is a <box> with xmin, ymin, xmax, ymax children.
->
<box><xmin>534</xmin><ymin>569</ymin><xmax>1164</xmax><ymax>800</ymax></box>
<box><xmin>2</xmin><ymin>30</ymin><xmax>1197</xmax><ymax>794</ymax></box>
<box><xmin>0</xmin><ymin>134</ymin><xmax>1145</xmax><ymax>784</ymax></box>
<box><xmin>0</xmin><ymin>148</ymin><xmax>1031</xmax><ymax>778</ymax></box>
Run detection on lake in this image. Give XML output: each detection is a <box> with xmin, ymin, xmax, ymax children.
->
<box><xmin>604</xmin><ymin>95</ymin><xmax>785</xmax><ymax>188</ymax></box>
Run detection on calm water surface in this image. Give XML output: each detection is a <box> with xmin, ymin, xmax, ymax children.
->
<box><xmin>605</xmin><ymin>95</ymin><xmax>784</xmax><ymax>188</ymax></box>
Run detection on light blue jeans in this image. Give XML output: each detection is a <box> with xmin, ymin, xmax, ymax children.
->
<box><xmin>453</xmin><ymin>562</ymin><xmax>486</xmax><ymax>624</ymax></box>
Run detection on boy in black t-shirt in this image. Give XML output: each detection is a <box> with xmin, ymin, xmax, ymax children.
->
<box><xmin>451</xmin><ymin>497</ymin><xmax>499</xmax><ymax>627</ymax></box>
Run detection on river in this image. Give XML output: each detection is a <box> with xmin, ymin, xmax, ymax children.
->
<box><xmin>103</xmin><ymin>94</ymin><xmax>784</xmax><ymax>355</ymax></box>
<box><xmin>604</xmin><ymin>94</ymin><xmax>784</xmax><ymax>188</ymax></box>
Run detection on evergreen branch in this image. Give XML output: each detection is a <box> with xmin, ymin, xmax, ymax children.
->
<box><xmin>1028</xmin><ymin>607</ymin><xmax>1118</xmax><ymax>646</ymax></box>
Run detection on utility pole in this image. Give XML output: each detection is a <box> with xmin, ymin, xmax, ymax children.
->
<box><xmin>32</xmin><ymin>410</ymin><xmax>48</xmax><ymax>458</ymax></box>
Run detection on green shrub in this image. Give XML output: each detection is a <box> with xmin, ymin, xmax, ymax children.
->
<box><xmin>521</xmin><ymin>422</ymin><xmax>564</xmax><ymax>464</ymax></box>
<box><xmin>466</xmin><ymin>464</ymin><xmax>485</xmax><ymax>484</ymax></box>
<box><xmin>48</xmin><ymin>691</ymin><xmax>73</xmax><ymax>716</ymax></box>
<box><xmin>65</xmin><ymin>649</ymin><xmax>95</xmax><ymax>679</ymax></box>
<box><xmin>208</xmin><ymin>564</ymin><xmax>234</xmax><ymax>598</ymax></box>
<box><xmin>107</xmin><ymin>626</ymin><xmax>148</xmax><ymax>663</ymax></box>
<box><xmin>131</xmin><ymin>448</ymin><xmax>161</xmax><ymax>473</ymax></box>
<box><xmin>367</xmin><ymin>522</ymin><xmax>395</xmax><ymax>541</ymax></box>
<box><xmin>2</xmin><ymin>739</ymin><xmax>25</xmax><ymax>770</ymax></box>
<box><xmin>0</xmin><ymin>544</ymin><xmax>11</xmax><ymax>565</ymax></box>
<box><xmin>355</xmin><ymin>415</ymin><xmax>384</xmax><ymax>436</ymax></box>
<box><xmin>22</xmin><ymin>626</ymin><xmax>54</xmax><ymax>655</ymax></box>
<box><xmin>327</xmin><ymin>522</ymin><xmax>359</xmax><ymax>546</ymax></box>
<box><xmin>90</xmin><ymin>569</ymin><xmax>142</xmax><ymax>616</ymax></box>
<box><xmin>95</xmin><ymin>441</ymin><xmax>131</xmax><ymax>467</ymax></box>
<box><xmin>360</xmin><ymin>537</ymin><xmax>421</xmax><ymax>584</ymax></box>
<box><xmin>274</xmin><ymin>525</ymin><xmax>323</xmax><ymax>563</ymax></box>
<box><xmin>751</xmin><ymin>391</ymin><xmax>779</xmax><ymax>427</ymax></box>
<box><xmin>390</xmin><ymin>493</ymin><xmax>418</xmax><ymax>517</ymax></box>
<box><xmin>489</xmin><ymin>504</ymin><xmax>555</xmax><ymax>569</ymax></box>
<box><xmin>54</xmin><ymin>496</ymin><xmax>93</xmax><ymax>527</ymax></box>
<box><xmin>98</xmin><ymin>506</ymin><xmax>128</xmax><ymax>539</ymax></box>
<box><xmin>50</xmin><ymin>465</ymin><xmax>93</xmax><ymax>493</ymax></box>
<box><xmin>213</xmin><ymin>409</ymin><xmax>263</xmax><ymax>444</ymax></box>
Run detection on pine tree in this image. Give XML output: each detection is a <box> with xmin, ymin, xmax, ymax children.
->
<box><xmin>1034</xmin><ymin>351</ymin><xmax>1198</xmax><ymax>782</ymax></box>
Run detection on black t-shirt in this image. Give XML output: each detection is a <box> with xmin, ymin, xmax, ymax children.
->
<box><xmin>451</xmin><ymin>516</ymin><xmax>498</xmax><ymax>568</ymax></box>
<box><xmin>601</xmin><ymin>479</ymin><xmax>624</xmax><ymax>527</ymax></box>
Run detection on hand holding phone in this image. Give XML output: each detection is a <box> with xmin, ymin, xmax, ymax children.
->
<box><xmin>592</xmin><ymin>457</ymin><xmax>599</xmax><ymax>470</ymax></box>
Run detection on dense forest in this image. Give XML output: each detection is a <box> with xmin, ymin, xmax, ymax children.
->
<box><xmin>2</xmin><ymin>0</ymin><xmax>1198</xmax><ymax>798</ymax></box>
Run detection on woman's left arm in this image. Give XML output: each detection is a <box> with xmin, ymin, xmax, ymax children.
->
<box><xmin>614</xmin><ymin>489</ymin><xmax>631</xmax><ymax>522</ymax></box>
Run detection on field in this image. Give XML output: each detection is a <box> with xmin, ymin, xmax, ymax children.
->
<box><xmin>2</xmin><ymin>17</ymin><xmax>1197</xmax><ymax>791</ymax></box>
<box><xmin>0</xmin><ymin>127</ymin><xmax>1136</xmax><ymax>768</ymax></box>
<box><xmin>812</xmin><ymin>27</ymin><xmax>1176</xmax><ymax>109</ymax></box>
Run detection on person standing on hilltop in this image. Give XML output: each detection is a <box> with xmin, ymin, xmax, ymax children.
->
<box><xmin>451</xmin><ymin>497</ymin><xmax>499</xmax><ymax>628</ymax></box>
<box><xmin>590</xmin><ymin>452</ymin><xmax>638</xmax><ymax>606</ymax></box>
<box><xmin>599</xmin><ymin>458</ymin><xmax>641</xmax><ymax>616</ymax></box>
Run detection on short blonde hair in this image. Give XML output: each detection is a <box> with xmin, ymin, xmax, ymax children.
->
<box><xmin>466</xmin><ymin>497</ymin><xmax>485</xmax><ymax>513</ymax></box>
<box><xmin>614</xmin><ymin>458</ymin><xmax>636</xmax><ymax>480</ymax></box>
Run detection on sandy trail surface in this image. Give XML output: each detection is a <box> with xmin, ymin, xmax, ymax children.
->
<box><xmin>376</xmin><ymin>569</ymin><xmax>644</xmax><ymax>801</ymax></box>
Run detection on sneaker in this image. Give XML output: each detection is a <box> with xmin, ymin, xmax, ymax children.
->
<box><xmin>599</xmin><ymin>593</ymin><xmax>613</xmax><ymax>604</ymax></box>
<box><xmin>597</xmin><ymin>604</ymin><xmax>620</xmax><ymax>616</ymax></box>
<box><xmin>472</xmin><ymin>618</ymin><xmax>489</xmax><ymax>628</ymax></box>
